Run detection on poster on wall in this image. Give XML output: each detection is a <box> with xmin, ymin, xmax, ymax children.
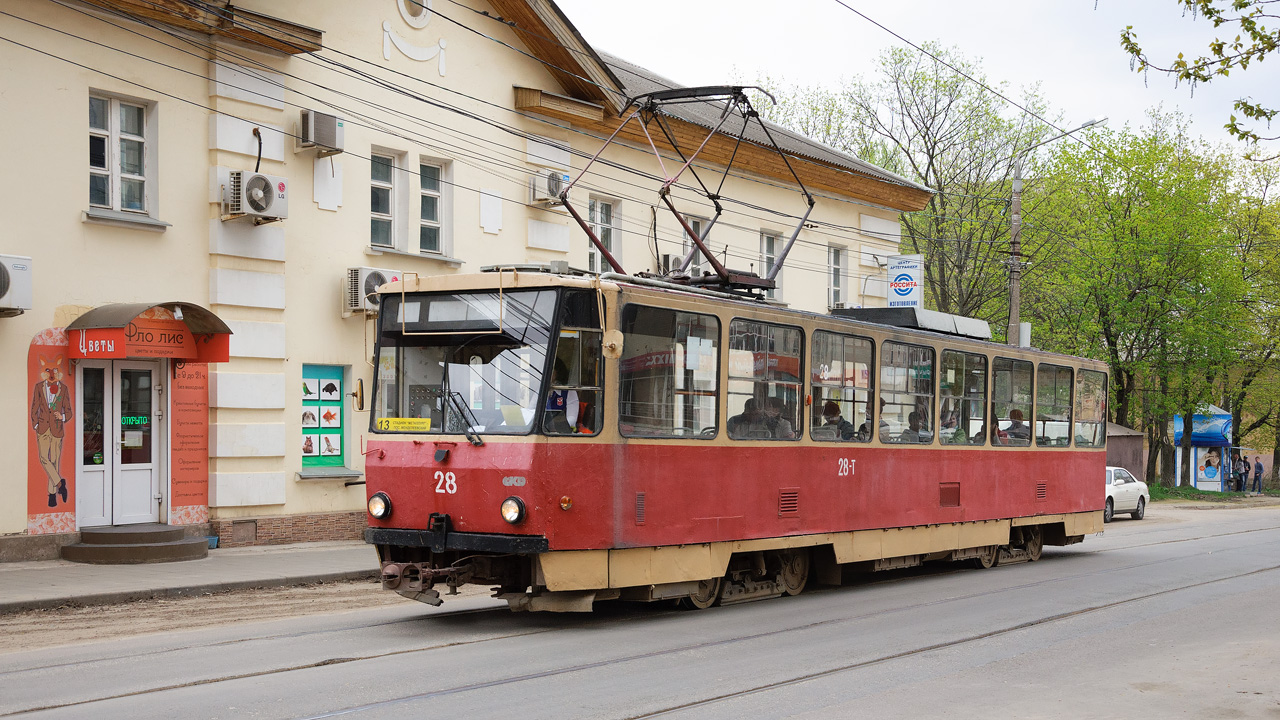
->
<box><xmin>887</xmin><ymin>254</ymin><xmax>924</xmax><ymax>309</ymax></box>
<box><xmin>26</xmin><ymin>329</ymin><xmax>77</xmax><ymax>535</ymax></box>
<box><xmin>170</xmin><ymin>361</ymin><xmax>210</xmax><ymax>525</ymax></box>
<box><xmin>303</xmin><ymin>365</ymin><xmax>346</xmax><ymax>468</ymax></box>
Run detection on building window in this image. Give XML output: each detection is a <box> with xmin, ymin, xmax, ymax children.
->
<box><xmin>302</xmin><ymin>365</ymin><xmax>346</xmax><ymax>467</ymax></box>
<box><xmin>683</xmin><ymin>215</ymin><xmax>709</xmax><ymax>276</ymax></box>
<box><xmin>619</xmin><ymin>305</ymin><xmax>719</xmax><ymax>438</ymax></box>
<box><xmin>1036</xmin><ymin>364</ymin><xmax>1074</xmax><ymax>446</ymax></box>
<box><xmin>419</xmin><ymin>162</ymin><xmax>442</xmax><ymax>254</ymax></box>
<box><xmin>761</xmin><ymin>232</ymin><xmax>781</xmax><ymax>299</ymax></box>
<box><xmin>880</xmin><ymin>341</ymin><xmax>934</xmax><ymax>444</ymax></box>
<box><xmin>939</xmin><ymin>350</ymin><xmax>987</xmax><ymax>445</ymax></box>
<box><xmin>587</xmin><ymin>198</ymin><xmax>616</xmax><ymax>273</ymax></box>
<box><xmin>810</xmin><ymin>331</ymin><xmax>874</xmax><ymax>442</ymax></box>
<box><xmin>89</xmin><ymin>95</ymin><xmax>150</xmax><ymax>213</ymax></box>
<box><xmin>727</xmin><ymin>320</ymin><xmax>803</xmax><ymax>440</ymax></box>
<box><xmin>370</xmin><ymin>154</ymin><xmax>395</xmax><ymax>248</ymax></box>
<box><xmin>829</xmin><ymin>246</ymin><xmax>846</xmax><ymax>308</ymax></box>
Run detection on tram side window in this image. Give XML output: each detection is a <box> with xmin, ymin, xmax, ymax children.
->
<box><xmin>810</xmin><ymin>331</ymin><xmax>873</xmax><ymax>442</ymax></box>
<box><xmin>1074</xmin><ymin>369</ymin><xmax>1108</xmax><ymax>448</ymax></box>
<box><xmin>879</xmin><ymin>341</ymin><xmax>934</xmax><ymax>444</ymax></box>
<box><xmin>727</xmin><ymin>320</ymin><xmax>803</xmax><ymax>440</ymax></box>
<box><xmin>991</xmin><ymin>357</ymin><xmax>1033</xmax><ymax>446</ymax></box>
<box><xmin>1035</xmin><ymin>364</ymin><xmax>1073</xmax><ymax>446</ymax></box>
<box><xmin>544</xmin><ymin>290</ymin><xmax>603</xmax><ymax>436</ymax></box>
<box><xmin>939</xmin><ymin>350</ymin><xmax>987</xmax><ymax>445</ymax></box>
<box><xmin>619</xmin><ymin>305</ymin><xmax>719</xmax><ymax>438</ymax></box>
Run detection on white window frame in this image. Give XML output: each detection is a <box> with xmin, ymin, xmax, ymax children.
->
<box><xmin>418</xmin><ymin>160</ymin><xmax>443</xmax><ymax>255</ymax></box>
<box><xmin>760</xmin><ymin>231</ymin><xmax>783</xmax><ymax>300</ymax></box>
<box><xmin>682</xmin><ymin>215</ymin><xmax>710</xmax><ymax>276</ymax></box>
<box><xmin>829</xmin><ymin>245</ymin><xmax>846</xmax><ymax>308</ymax></box>
<box><xmin>89</xmin><ymin>93</ymin><xmax>156</xmax><ymax>216</ymax></box>
<box><xmin>370</xmin><ymin>151</ymin><xmax>398</xmax><ymax>249</ymax></box>
<box><xmin>587</xmin><ymin>197</ymin><xmax>618</xmax><ymax>273</ymax></box>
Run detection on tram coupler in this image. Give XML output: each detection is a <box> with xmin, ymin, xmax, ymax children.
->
<box><xmin>380</xmin><ymin>560</ymin><xmax>473</xmax><ymax>605</ymax></box>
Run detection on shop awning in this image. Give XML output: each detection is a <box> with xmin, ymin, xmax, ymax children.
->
<box><xmin>66</xmin><ymin>302</ymin><xmax>231</xmax><ymax>363</ymax></box>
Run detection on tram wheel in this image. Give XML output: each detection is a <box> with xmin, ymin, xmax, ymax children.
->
<box><xmin>1023</xmin><ymin>527</ymin><xmax>1043</xmax><ymax>562</ymax></box>
<box><xmin>678</xmin><ymin>577</ymin><xmax>722</xmax><ymax>610</ymax></box>
<box><xmin>778</xmin><ymin>549</ymin><xmax>810</xmax><ymax>596</ymax></box>
<box><xmin>973</xmin><ymin>544</ymin><xmax>999</xmax><ymax>569</ymax></box>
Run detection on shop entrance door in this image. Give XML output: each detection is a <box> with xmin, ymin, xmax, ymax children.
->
<box><xmin>76</xmin><ymin>360</ymin><xmax>163</xmax><ymax>527</ymax></box>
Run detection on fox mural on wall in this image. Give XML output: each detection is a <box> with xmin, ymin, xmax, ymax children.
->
<box><xmin>31</xmin><ymin>354</ymin><xmax>73</xmax><ymax>509</ymax></box>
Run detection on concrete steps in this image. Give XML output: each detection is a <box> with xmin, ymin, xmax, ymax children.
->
<box><xmin>61</xmin><ymin>524</ymin><xmax>208</xmax><ymax>564</ymax></box>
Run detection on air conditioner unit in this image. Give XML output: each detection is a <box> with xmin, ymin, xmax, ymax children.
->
<box><xmin>0</xmin><ymin>254</ymin><xmax>33</xmax><ymax>318</ymax></box>
<box><xmin>831</xmin><ymin>302</ymin><xmax>846</xmax><ymax>310</ymax></box>
<box><xmin>223</xmin><ymin>170</ymin><xmax>289</xmax><ymax>222</ymax></box>
<box><xmin>530</xmin><ymin>169</ymin><xmax>570</xmax><ymax>204</ymax></box>
<box><xmin>299</xmin><ymin>110</ymin><xmax>344</xmax><ymax>156</ymax></box>
<box><xmin>345</xmin><ymin>266</ymin><xmax>402</xmax><ymax>315</ymax></box>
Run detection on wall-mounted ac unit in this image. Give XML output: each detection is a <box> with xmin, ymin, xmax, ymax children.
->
<box><xmin>223</xmin><ymin>170</ymin><xmax>289</xmax><ymax>223</ymax></box>
<box><xmin>530</xmin><ymin>169</ymin><xmax>570</xmax><ymax>204</ymax></box>
<box><xmin>0</xmin><ymin>254</ymin><xmax>33</xmax><ymax>318</ymax></box>
<box><xmin>830</xmin><ymin>302</ymin><xmax>846</xmax><ymax>310</ymax></box>
<box><xmin>345</xmin><ymin>266</ymin><xmax>402</xmax><ymax>315</ymax></box>
<box><xmin>299</xmin><ymin>110</ymin><xmax>344</xmax><ymax>156</ymax></box>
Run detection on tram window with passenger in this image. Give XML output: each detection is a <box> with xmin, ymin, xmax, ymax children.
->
<box><xmin>939</xmin><ymin>350</ymin><xmax>987</xmax><ymax>445</ymax></box>
<box><xmin>727</xmin><ymin>320</ymin><xmax>803</xmax><ymax>440</ymax></box>
<box><xmin>544</xmin><ymin>291</ymin><xmax>603</xmax><ymax>435</ymax></box>
<box><xmin>879</xmin><ymin>341</ymin><xmax>934</xmax><ymax>444</ymax></box>
<box><xmin>992</xmin><ymin>357</ymin><xmax>1033</xmax><ymax>446</ymax></box>
<box><xmin>372</xmin><ymin>289</ymin><xmax>557</xmax><ymax>435</ymax></box>
<box><xmin>619</xmin><ymin>305</ymin><xmax>720</xmax><ymax>437</ymax></box>
<box><xmin>1074</xmin><ymin>369</ymin><xmax>1108</xmax><ymax>447</ymax></box>
<box><xmin>1036</xmin><ymin>364</ymin><xmax>1074</xmax><ymax>447</ymax></box>
<box><xmin>810</xmin><ymin>331</ymin><xmax>873</xmax><ymax>442</ymax></box>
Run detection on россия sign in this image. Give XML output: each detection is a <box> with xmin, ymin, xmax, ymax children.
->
<box><xmin>887</xmin><ymin>254</ymin><xmax>923</xmax><ymax>308</ymax></box>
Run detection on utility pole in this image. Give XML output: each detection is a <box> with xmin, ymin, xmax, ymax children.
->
<box><xmin>1005</xmin><ymin>116</ymin><xmax>1107</xmax><ymax>346</ymax></box>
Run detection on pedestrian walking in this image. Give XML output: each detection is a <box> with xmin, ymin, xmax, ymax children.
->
<box><xmin>1253</xmin><ymin>457</ymin><xmax>1265</xmax><ymax>493</ymax></box>
<box><xmin>1233</xmin><ymin>455</ymin><xmax>1246</xmax><ymax>492</ymax></box>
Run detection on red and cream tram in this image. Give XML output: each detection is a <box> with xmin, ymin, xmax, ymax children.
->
<box><xmin>362</xmin><ymin>267</ymin><xmax>1107</xmax><ymax>612</ymax></box>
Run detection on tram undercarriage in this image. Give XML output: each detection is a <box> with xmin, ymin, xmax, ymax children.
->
<box><xmin>372</xmin><ymin>513</ymin><xmax>1097</xmax><ymax>613</ymax></box>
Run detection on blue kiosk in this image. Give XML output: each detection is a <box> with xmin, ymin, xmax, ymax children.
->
<box><xmin>1174</xmin><ymin>405</ymin><xmax>1233</xmax><ymax>490</ymax></box>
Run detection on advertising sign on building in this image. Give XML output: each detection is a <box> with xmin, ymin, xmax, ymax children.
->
<box><xmin>887</xmin><ymin>254</ymin><xmax>924</xmax><ymax>308</ymax></box>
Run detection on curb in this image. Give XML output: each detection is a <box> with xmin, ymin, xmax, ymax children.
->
<box><xmin>0</xmin><ymin>568</ymin><xmax>379</xmax><ymax>615</ymax></box>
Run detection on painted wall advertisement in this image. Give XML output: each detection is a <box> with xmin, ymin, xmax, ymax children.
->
<box><xmin>887</xmin><ymin>254</ymin><xmax>924</xmax><ymax>308</ymax></box>
<box><xmin>27</xmin><ymin>330</ymin><xmax>76</xmax><ymax>534</ymax></box>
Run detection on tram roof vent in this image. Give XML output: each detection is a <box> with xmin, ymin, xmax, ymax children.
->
<box><xmin>830</xmin><ymin>307</ymin><xmax>992</xmax><ymax>341</ymax></box>
<box><xmin>480</xmin><ymin>262</ymin><xmax>582</xmax><ymax>276</ymax></box>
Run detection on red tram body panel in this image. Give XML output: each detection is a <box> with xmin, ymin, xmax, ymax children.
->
<box><xmin>362</xmin><ymin>272</ymin><xmax>1108</xmax><ymax>612</ymax></box>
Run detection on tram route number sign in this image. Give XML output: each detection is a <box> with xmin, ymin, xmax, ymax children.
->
<box><xmin>376</xmin><ymin>417</ymin><xmax>433</xmax><ymax>432</ymax></box>
<box><xmin>837</xmin><ymin>458</ymin><xmax>856</xmax><ymax>477</ymax></box>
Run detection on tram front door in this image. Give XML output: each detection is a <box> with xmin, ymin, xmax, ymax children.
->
<box><xmin>76</xmin><ymin>360</ymin><xmax>163</xmax><ymax>527</ymax></box>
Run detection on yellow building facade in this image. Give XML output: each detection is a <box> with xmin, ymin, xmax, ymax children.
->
<box><xmin>0</xmin><ymin>0</ymin><xmax>930</xmax><ymax>554</ymax></box>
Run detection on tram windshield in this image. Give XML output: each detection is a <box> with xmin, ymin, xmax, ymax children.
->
<box><xmin>373</xmin><ymin>289</ymin><xmax>557</xmax><ymax>435</ymax></box>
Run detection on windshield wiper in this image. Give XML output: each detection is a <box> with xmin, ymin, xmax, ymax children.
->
<box><xmin>445</xmin><ymin>390</ymin><xmax>484</xmax><ymax>447</ymax></box>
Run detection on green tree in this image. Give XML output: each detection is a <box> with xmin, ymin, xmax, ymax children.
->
<box><xmin>755</xmin><ymin>44</ymin><xmax>1060</xmax><ymax>328</ymax></box>
<box><xmin>1031</xmin><ymin>112</ymin><xmax>1249</xmax><ymax>484</ymax></box>
<box><xmin>1121</xmin><ymin>1</ymin><xmax>1280</xmax><ymax>149</ymax></box>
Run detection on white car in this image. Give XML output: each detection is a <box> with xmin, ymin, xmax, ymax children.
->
<box><xmin>1105</xmin><ymin>466</ymin><xmax>1149</xmax><ymax>522</ymax></box>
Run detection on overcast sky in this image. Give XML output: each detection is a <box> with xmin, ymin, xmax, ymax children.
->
<box><xmin>554</xmin><ymin>0</ymin><xmax>1280</xmax><ymax>148</ymax></box>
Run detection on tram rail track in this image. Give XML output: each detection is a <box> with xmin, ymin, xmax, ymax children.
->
<box><xmin>4</xmin><ymin>521</ymin><xmax>1279</xmax><ymax>718</ymax></box>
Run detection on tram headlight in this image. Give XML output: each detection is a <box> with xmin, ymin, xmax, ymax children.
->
<box><xmin>367</xmin><ymin>492</ymin><xmax>392</xmax><ymax>519</ymax></box>
<box><xmin>500</xmin><ymin>496</ymin><xmax>526</xmax><ymax>524</ymax></box>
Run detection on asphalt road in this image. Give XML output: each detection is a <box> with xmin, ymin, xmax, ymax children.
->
<box><xmin>3</xmin><ymin>504</ymin><xmax>1278</xmax><ymax>719</ymax></box>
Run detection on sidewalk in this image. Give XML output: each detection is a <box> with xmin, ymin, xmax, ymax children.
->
<box><xmin>0</xmin><ymin>541</ymin><xmax>380</xmax><ymax>614</ymax></box>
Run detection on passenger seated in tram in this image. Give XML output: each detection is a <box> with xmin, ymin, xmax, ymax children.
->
<box><xmin>876</xmin><ymin>397</ymin><xmax>891</xmax><ymax>443</ymax></box>
<box><xmin>728</xmin><ymin>398</ymin><xmax>769</xmax><ymax>438</ymax></box>
<box><xmin>1006</xmin><ymin>408</ymin><xmax>1030</xmax><ymax>440</ymax></box>
<box><xmin>820</xmin><ymin>401</ymin><xmax>857</xmax><ymax>441</ymax></box>
<box><xmin>763</xmin><ymin>397</ymin><xmax>795</xmax><ymax>439</ymax></box>
<box><xmin>898</xmin><ymin>411</ymin><xmax>925</xmax><ymax>443</ymax></box>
